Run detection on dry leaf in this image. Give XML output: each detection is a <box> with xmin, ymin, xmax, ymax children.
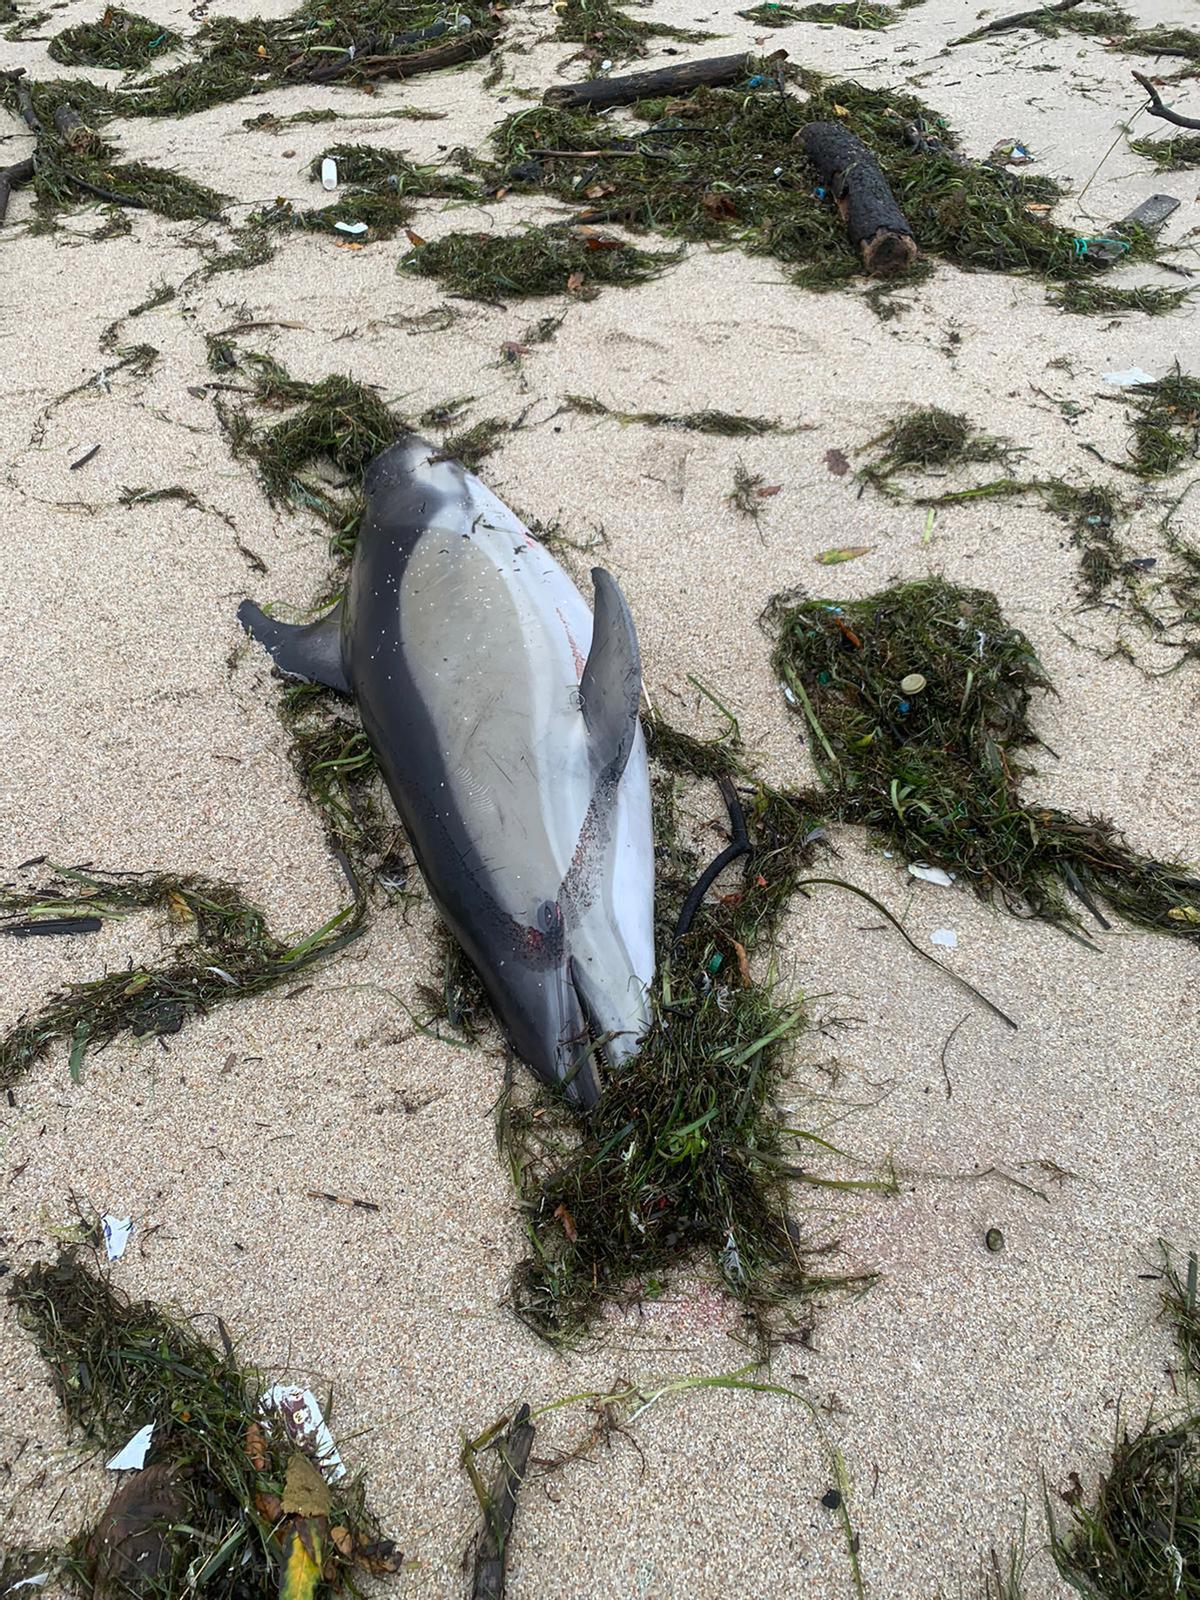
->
<box><xmin>701</xmin><ymin>192</ymin><xmax>737</xmax><ymax>219</ymax></box>
<box><xmin>244</xmin><ymin>1422</ymin><xmax>268</xmax><ymax>1471</ymax></box>
<box><xmin>282</xmin><ymin>1453</ymin><xmax>332</xmax><ymax>1518</ymax></box>
<box><xmin>165</xmin><ymin>890</ymin><xmax>193</xmax><ymax>923</ymax></box>
<box><xmin>331</xmin><ymin>1526</ymin><xmax>354</xmax><ymax>1558</ymax></box>
<box><xmin>255</xmin><ymin>1489</ymin><xmax>284</xmax><ymax>1522</ymax></box>
<box><xmin>833</xmin><ymin>103</ymin><xmax>849</xmax><ymax>116</ymax></box>
<box><xmin>756</xmin><ymin>483</ymin><xmax>782</xmax><ymax>498</ymax></box>
<box><xmin>731</xmin><ymin>939</ymin><xmax>752</xmax><ymax>987</ymax></box>
<box><xmin>123</xmin><ymin>974</ymin><xmax>150</xmax><ymax>996</ymax></box>
<box><xmin>554</xmin><ymin>1203</ymin><xmax>578</xmax><ymax>1243</ymax></box>
<box><xmin>87</xmin><ymin>1465</ymin><xmax>184</xmax><ymax>1600</ymax></box>
<box><xmin>494</xmin><ymin>185</ymin><xmax>510</xmax><ymax>200</ymax></box>
<box><xmin>585</xmin><ymin>235</ymin><xmax>622</xmax><ymax>251</ymax></box>
<box><xmin>823</xmin><ymin>447</ymin><xmax>851</xmax><ymax>476</ymax></box>
<box><xmin>1025</xmin><ymin>202</ymin><xmax>1051</xmax><ymax>214</ymax></box>
<box><xmin>405</xmin><ymin>228</ymin><xmax>426</xmax><ymax>247</ymax></box>
<box><xmin>566</xmin><ymin>270</ymin><xmax>585</xmax><ymax>292</ymax></box>
<box><xmin>814</xmin><ymin>545</ymin><xmax>873</xmax><ymax>565</ymax></box>
<box><xmin>1168</xmin><ymin>905</ymin><xmax>1200</xmax><ymax>925</ymax></box>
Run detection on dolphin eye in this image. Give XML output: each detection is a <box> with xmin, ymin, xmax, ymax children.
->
<box><xmin>537</xmin><ymin>901</ymin><xmax>560</xmax><ymax>933</ymax></box>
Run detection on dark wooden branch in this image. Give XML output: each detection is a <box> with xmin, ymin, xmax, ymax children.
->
<box><xmin>0</xmin><ymin>156</ymin><xmax>34</xmax><ymax>224</ymax></box>
<box><xmin>544</xmin><ymin>51</ymin><xmax>772</xmax><ymax>110</ymax></box>
<box><xmin>800</xmin><ymin>121</ymin><xmax>918</xmax><ymax>278</ymax></box>
<box><xmin>303</xmin><ymin>17</ymin><xmax>453</xmax><ymax>82</ymax></box>
<box><xmin>52</xmin><ymin>103</ymin><xmax>106</xmax><ymax>153</ymax></box>
<box><xmin>472</xmin><ymin>1405</ymin><xmax>535</xmax><ymax>1600</ymax></box>
<box><xmin>674</xmin><ymin>777</ymin><xmax>750</xmax><ymax>943</ymax></box>
<box><xmin>300</xmin><ymin>28</ymin><xmax>492</xmax><ymax>84</ymax></box>
<box><xmin>1133</xmin><ymin>70</ymin><xmax>1200</xmax><ymax>131</ymax></box>
<box><xmin>948</xmin><ymin>0</ymin><xmax>1084</xmax><ymax>47</ymax></box>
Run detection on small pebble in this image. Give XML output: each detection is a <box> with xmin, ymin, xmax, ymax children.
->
<box><xmin>985</xmin><ymin>1227</ymin><xmax>1005</xmax><ymax>1253</ymax></box>
<box><xmin>820</xmin><ymin>1488</ymin><xmax>842</xmax><ymax>1510</ymax></box>
<box><xmin>282</xmin><ymin>148</ymin><xmax>296</xmax><ymax>158</ymax></box>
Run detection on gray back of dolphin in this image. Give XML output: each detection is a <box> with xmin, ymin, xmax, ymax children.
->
<box><xmin>238</xmin><ymin>437</ymin><xmax>655</xmax><ymax>1109</ymax></box>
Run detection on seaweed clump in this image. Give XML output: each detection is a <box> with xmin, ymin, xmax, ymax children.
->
<box><xmin>484</xmin><ymin>76</ymin><xmax>1105</xmax><ymax>293</ymax></box>
<box><xmin>4</xmin><ymin>1253</ymin><xmax>400</xmax><ymax>1597</ymax></box>
<box><xmin>769</xmin><ymin>577</ymin><xmax>1200</xmax><ymax>939</ymax></box>
<box><xmin>1124</xmin><ymin>367</ymin><xmax>1200</xmax><ymax>477</ymax></box>
<box><xmin>556</xmin><ymin>0</ymin><xmax>712</xmax><ymax>64</ymax></box>
<box><xmin>1130</xmin><ymin>132</ymin><xmax>1200</xmax><ymax>170</ymax></box>
<box><xmin>565</xmin><ymin>393</ymin><xmax>790</xmax><ymax>435</ymax></box>
<box><xmin>857</xmin><ymin>406</ymin><xmax>1017</xmax><ymax>495</ymax></box>
<box><xmin>48</xmin><ymin>8</ymin><xmax>181</xmax><ymax>70</ymax></box>
<box><xmin>0</xmin><ymin>865</ymin><xmax>361</xmax><ymax>1089</ymax></box>
<box><xmin>1050</xmin><ymin>280</ymin><xmax>1193</xmax><ymax>317</ymax></box>
<box><xmin>294</xmin><ymin>142</ymin><xmax>481</xmax><ymax>239</ymax></box>
<box><xmin>1048</xmin><ymin>1247</ymin><xmax>1200</xmax><ymax>1599</ymax></box>
<box><xmin>212</xmin><ymin>349</ymin><xmax>404</xmax><ymax>556</ymax></box>
<box><xmin>400</xmin><ymin>226</ymin><xmax>678</xmax><ymax>300</ymax></box>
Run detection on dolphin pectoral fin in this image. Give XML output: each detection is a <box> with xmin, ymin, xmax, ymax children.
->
<box><xmin>579</xmin><ymin>568</ymin><xmax>642</xmax><ymax>784</ymax></box>
<box><xmin>237</xmin><ymin>599</ymin><xmax>350</xmax><ymax>695</ymax></box>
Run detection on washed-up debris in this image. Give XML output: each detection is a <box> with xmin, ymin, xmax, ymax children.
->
<box><xmin>769</xmin><ymin>578</ymin><xmax>1200</xmax><ymax>941</ymax></box>
<box><xmin>1104</xmin><ymin>367</ymin><xmax>1156</xmax><ymax>386</ymax></box>
<box><xmin>857</xmin><ymin>408</ymin><xmax>1017</xmax><ymax>496</ymax></box>
<box><xmin>814</xmin><ymin>545</ymin><xmax>872</xmax><ymax>564</ymax></box>
<box><xmin>566</xmin><ymin>393</ymin><xmax>793</xmax><ymax>435</ymax></box>
<box><xmin>400</xmin><ymin>226</ymin><xmax>678</xmax><ymax>301</ymax></box>
<box><xmin>465</xmin><ymin>1404</ymin><xmax>535</xmax><ymax>1600</ymax></box>
<box><xmin>4</xmin><ymin>1253</ymin><xmax>399</xmax><ymax>1597</ymax></box>
<box><xmin>1132</xmin><ymin>71</ymin><xmax>1200</xmax><ymax>135</ymax></box>
<box><xmin>949</xmin><ymin>0</ymin><xmax>1088</xmax><ymax>47</ymax></box>
<box><xmin>1122</xmin><ymin>366</ymin><xmax>1200</xmax><ymax>476</ymax></box>
<box><xmin>931</xmin><ymin>927</ymin><xmax>958</xmax><ymax>950</ymax></box>
<box><xmin>800</xmin><ymin>121</ymin><xmax>917</xmax><ymax>277</ymax></box>
<box><xmin>101</xmin><ymin>1214</ymin><xmax>132</xmax><ymax>1261</ymax></box>
<box><xmin>909</xmin><ymin>864</ymin><xmax>953</xmax><ymax>887</ymax></box>
<box><xmin>544</xmin><ymin>51</ymin><xmax>752</xmax><ymax>109</ymax></box>
<box><xmin>320</xmin><ymin>156</ymin><xmax>337</xmax><ymax>190</ymax></box>
<box><xmin>262</xmin><ymin>1385</ymin><xmax>347</xmax><ymax>1483</ymax></box>
<box><xmin>105</xmin><ymin>1422</ymin><xmax>154</xmax><ymax>1470</ymax></box>
<box><xmin>68</xmin><ymin>443</ymin><xmax>101</xmax><ymax>470</ymax></box>
<box><xmin>984</xmin><ymin>1227</ymin><xmax>1005</xmax><ymax>1252</ymax></box>
<box><xmin>1080</xmin><ymin>192</ymin><xmax>1180</xmax><ymax>268</ymax></box>
<box><xmin>48</xmin><ymin>8</ymin><xmax>180</xmax><ymax>70</ymax></box>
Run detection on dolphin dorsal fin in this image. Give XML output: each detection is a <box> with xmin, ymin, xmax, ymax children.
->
<box><xmin>579</xmin><ymin>568</ymin><xmax>642</xmax><ymax>785</ymax></box>
<box><xmin>238</xmin><ymin>599</ymin><xmax>350</xmax><ymax>694</ymax></box>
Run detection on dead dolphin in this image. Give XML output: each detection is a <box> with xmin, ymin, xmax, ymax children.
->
<box><xmin>238</xmin><ymin>437</ymin><xmax>655</xmax><ymax>1109</ymax></box>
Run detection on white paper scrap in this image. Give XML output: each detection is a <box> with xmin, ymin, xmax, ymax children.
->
<box><xmin>102</xmin><ymin>1214</ymin><xmax>132</xmax><ymax>1261</ymax></box>
<box><xmin>1102</xmin><ymin>367</ymin><xmax>1154</xmax><ymax>386</ymax></box>
<box><xmin>106</xmin><ymin>1422</ymin><xmax>154</xmax><ymax>1471</ymax></box>
<box><xmin>931</xmin><ymin>928</ymin><xmax>958</xmax><ymax>950</ymax></box>
<box><xmin>908</xmin><ymin>863</ymin><xmax>954</xmax><ymax>887</ymax></box>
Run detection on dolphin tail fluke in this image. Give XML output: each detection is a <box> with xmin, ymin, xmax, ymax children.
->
<box><xmin>237</xmin><ymin>599</ymin><xmax>350</xmax><ymax>695</ymax></box>
<box><xmin>580</xmin><ymin>569</ymin><xmax>642</xmax><ymax>785</ymax></box>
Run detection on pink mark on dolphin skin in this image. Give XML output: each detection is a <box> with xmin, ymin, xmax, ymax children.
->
<box><xmin>557</xmin><ymin>607</ymin><xmax>586</xmax><ymax>679</ymax></box>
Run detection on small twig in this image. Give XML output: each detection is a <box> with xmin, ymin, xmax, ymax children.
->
<box><xmin>306</xmin><ymin>1188</ymin><xmax>381</xmax><ymax>1212</ymax></box>
<box><xmin>939</xmin><ymin>1014</ymin><xmax>967</xmax><ymax>1099</ymax></box>
<box><xmin>673</xmin><ymin>776</ymin><xmax>751</xmax><ymax>942</ymax></box>
<box><xmin>69</xmin><ymin>443</ymin><xmax>101</xmax><ymax>471</ymax></box>
<box><xmin>949</xmin><ymin>0</ymin><xmax>1084</xmax><ymax>47</ymax></box>
<box><xmin>0</xmin><ymin>156</ymin><xmax>35</xmax><ymax>224</ymax></box>
<box><xmin>1133</xmin><ymin>70</ymin><xmax>1200</xmax><ymax>132</ymax></box>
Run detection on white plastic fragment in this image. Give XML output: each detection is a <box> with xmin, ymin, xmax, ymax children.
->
<box><xmin>6</xmin><ymin>1575</ymin><xmax>51</xmax><ymax>1591</ymax></box>
<box><xmin>261</xmin><ymin>1385</ymin><xmax>346</xmax><ymax>1482</ymax></box>
<box><xmin>102</xmin><ymin>1214</ymin><xmax>132</xmax><ymax>1260</ymax></box>
<box><xmin>106</xmin><ymin>1423</ymin><xmax>154</xmax><ymax>1470</ymax></box>
<box><xmin>908</xmin><ymin>863</ymin><xmax>954</xmax><ymax>887</ymax></box>
<box><xmin>1103</xmin><ymin>367</ymin><xmax>1155</xmax><ymax>386</ymax></box>
<box><xmin>321</xmin><ymin>157</ymin><xmax>338</xmax><ymax>191</ymax></box>
<box><xmin>931</xmin><ymin>928</ymin><xmax>958</xmax><ymax>950</ymax></box>
<box><xmin>334</xmin><ymin>220</ymin><xmax>368</xmax><ymax>236</ymax></box>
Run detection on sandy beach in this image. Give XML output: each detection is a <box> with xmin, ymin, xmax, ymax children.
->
<box><xmin>1</xmin><ymin>0</ymin><xmax>1199</xmax><ymax>1593</ymax></box>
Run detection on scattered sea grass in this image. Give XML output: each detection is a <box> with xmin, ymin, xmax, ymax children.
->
<box><xmin>1050</xmin><ymin>280</ymin><xmax>1193</xmax><ymax>316</ymax></box>
<box><xmin>48</xmin><ymin>8</ymin><xmax>181</xmax><ymax>70</ymax></box>
<box><xmin>737</xmin><ymin>3</ymin><xmax>808</xmax><ymax>25</ymax></box>
<box><xmin>788</xmin><ymin>1</ymin><xmax>904</xmax><ymax>28</ymax></box>
<box><xmin>399</xmin><ymin>226</ymin><xmax>678</xmax><ymax>300</ymax></box>
<box><xmin>1130</xmin><ymin>132</ymin><xmax>1200</xmax><ymax>169</ymax></box>
<box><xmin>0</xmin><ymin>864</ymin><xmax>362</xmax><ymax>1089</ymax></box>
<box><xmin>768</xmin><ymin>577</ymin><xmax>1200</xmax><ymax>939</ymax></box>
<box><xmin>440</xmin><ymin>416</ymin><xmax>509</xmax><ymax>471</ymax></box>
<box><xmin>565</xmin><ymin>393</ymin><xmax>788</xmax><ymax>435</ymax></box>
<box><xmin>290</xmin><ymin>141</ymin><xmax>481</xmax><ymax>238</ymax></box>
<box><xmin>5</xmin><ymin>1252</ymin><xmax>399</xmax><ymax>1597</ymax></box>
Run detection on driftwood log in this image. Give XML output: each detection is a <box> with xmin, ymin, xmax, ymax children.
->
<box><xmin>0</xmin><ymin>155</ymin><xmax>34</xmax><ymax>224</ymax></box>
<box><xmin>949</xmin><ymin>0</ymin><xmax>1084</xmax><ymax>47</ymax></box>
<box><xmin>1133</xmin><ymin>70</ymin><xmax>1200</xmax><ymax>131</ymax></box>
<box><xmin>544</xmin><ymin>51</ymin><xmax>773</xmax><ymax>110</ymax></box>
<box><xmin>800</xmin><ymin>121</ymin><xmax>917</xmax><ymax>278</ymax></box>
<box><xmin>300</xmin><ymin>27</ymin><xmax>492</xmax><ymax>84</ymax></box>
<box><xmin>472</xmin><ymin>1405</ymin><xmax>536</xmax><ymax>1600</ymax></box>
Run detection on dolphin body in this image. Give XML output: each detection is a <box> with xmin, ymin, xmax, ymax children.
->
<box><xmin>238</xmin><ymin>437</ymin><xmax>655</xmax><ymax>1110</ymax></box>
